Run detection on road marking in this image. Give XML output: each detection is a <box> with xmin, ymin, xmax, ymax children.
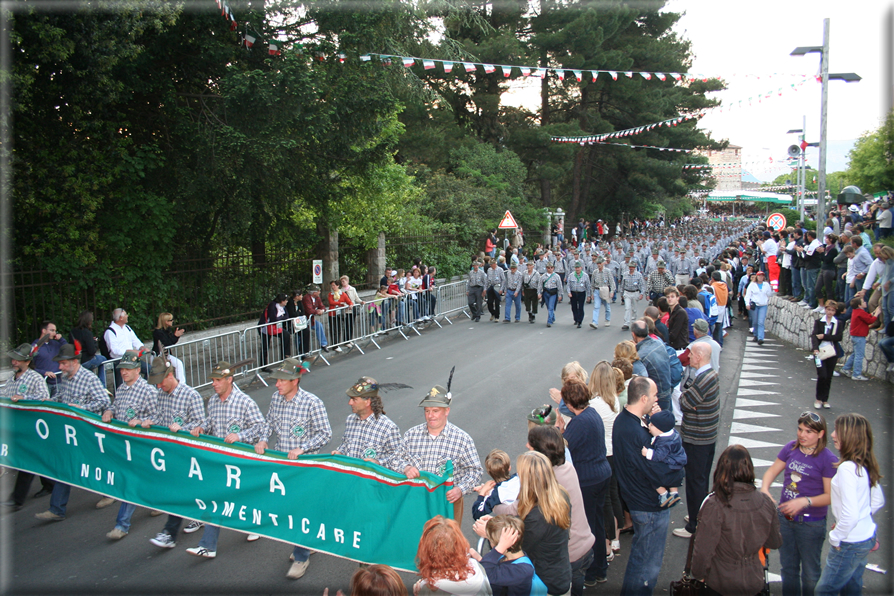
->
<box><xmin>728</xmin><ymin>436</ymin><xmax>785</xmax><ymax>449</ymax></box>
<box><xmin>737</xmin><ymin>389</ymin><xmax>780</xmax><ymax>396</ymax></box>
<box><xmin>735</xmin><ymin>398</ymin><xmax>779</xmax><ymax>407</ymax></box>
<box><xmin>730</xmin><ymin>422</ymin><xmax>782</xmax><ymax>433</ymax></box>
<box><xmin>749</xmin><ymin>457</ymin><xmax>777</xmax><ymax>468</ymax></box>
<box><xmin>733</xmin><ymin>410</ymin><xmax>780</xmax><ymax>420</ymax></box>
<box><xmin>755</xmin><ymin>479</ymin><xmax>784</xmax><ymax>489</ymax></box>
<box><xmin>738</xmin><ymin>379</ymin><xmax>780</xmax><ymax>387</ymax></box>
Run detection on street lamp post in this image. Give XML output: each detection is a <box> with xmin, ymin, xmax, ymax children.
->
<box><xmin>791</xmin><ymin>18</ymin><xmax>861</xmax><ymax>222</ymax></box>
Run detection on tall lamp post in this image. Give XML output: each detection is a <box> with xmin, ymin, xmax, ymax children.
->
<box><xmin>791</xmin><ymin>18</ymin><xmax>860</xmax><ymax>222</ymax></box>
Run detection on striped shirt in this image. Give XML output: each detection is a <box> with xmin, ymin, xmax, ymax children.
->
<box><xmin>404</xmin><ymin>421</ymin><xmax>482</xmax><ymax>495</ymax></box>
<box><xmin>202</xmin><ymin>385</ymin><xmax>265</xmax><ymax>444</ymax></box>
<box><xmin>109</xmin><ymin>377</ymin><xmax>158</xmax><ymax>423</ymax></box>
<box><xmin>155</xmin><ymin>381</ymin><xmax>206</xmax><ymax>430</ymax></box>
<box><xmin>56</xmin><ymin>366</ymin><xmax>110</xmax><ymax>414</ymax></box>
<box><xmin>335</xmin><ymin>412</ymin><xmax>409</xmax><ymax>472</ymax></box>
<box><xmin>1</xmin><ymin>368</ymin><xmax>49</xmax><ymax>400</ymax></box>
<box><xmin>260</xmin><ymin>387</ymin><xmax>332</xmax><ymax>453</ymax></box>
<box><xmin>679</xmin><ymin>367</ymin><xmax>720</xmax><ymax>445</ymax></box>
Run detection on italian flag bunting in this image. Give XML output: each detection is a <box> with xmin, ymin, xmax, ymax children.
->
<box><xmin>402</xmin><ymin>57</ymin><xmax>416</xmax><ymax>67</ymax></box>
<box><xmin>573</xmin><ymin>70</ymin><xmax>582</xmax><ymax>82</ymax></box>
<box><xmin>423</xmin><ymin>59</ymin><xmax>435</xmax><ymax>70</ymax></box>
<box><xmin>464</xmin><ymin>62</ymin><xmax>476</xmax><ymax>72</ymax></box>
<box><xmin>608</xmin><ymin>71</ymin><xmax>618</xmax><ymax>81</ymax></box>
<box><xmin>443</xmin><ymin>61</ymin><xmax>453</xmax><ymax>73</ymax></box>
<box><xmin>269</xmin><ymin>43</ymin><xmax>281</xmax><ymax>56</ymax></box>
<box><xmin>501</xmin><ymin>66</ymin><xmax>512</xmax><ymax>77</ymax></box>
<box><xmin>483</xmin><ymin>64</ymin><xmax>495</xmax><ymax>73</ymax></box>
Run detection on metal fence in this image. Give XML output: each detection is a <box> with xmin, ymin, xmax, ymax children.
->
<box><xmin>95</xmin><ymin>283</ymin><xmax>471</xmax><ymax>397</ymax></box>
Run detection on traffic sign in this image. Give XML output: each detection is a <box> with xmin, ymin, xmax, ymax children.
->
<box><xmin>313</xmin><ymin>260</ymin><xmax>323</xmax><ymax>283</ymax></box>
<box><xmin>766</xmin><ymin>212</ymin><xmax>786</xmax><ymax>231</ymax></box>
<box><xmin>498</xmin><ymin>210</ymin><xmax>518</xmax><ymax>229</ymax></box>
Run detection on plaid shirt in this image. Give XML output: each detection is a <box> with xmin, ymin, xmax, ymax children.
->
<box><xmin>335</xmin><ymin>412</ymin><xmax>409</xmax><ymax>473</ymax></box>
<box><xmin>540</xmin><ymin>272</ymin><xmax>564</xmax><ymax>295</ymax></box>
<box><xmin>203</xmin><ymin>385</ymin><xmax>265</xmax><ymax>444</ymax></box>
<box><xmin>522</xmin><ymin>270</ymin><xmax>541</xmax><ymax>292</ymax></box>
<box><xmin>1</xmin><ymin>368</ymin><xmax>49</xmax><ymax>400</ymax></box>
<box><xmin>404</xmin><ymin>422</ymin><xmax>482</xmax><ymax>495</ymax></box>
<box><xmin>647</xmin><ymin>270</ymin><xmax>675</xmax><ymax>294</ymax></box>
<box><xmin>590</xmin><ymin>268</ymin><xmax>617</xmax><ymax>293</ymax></box>
<box><xmin>504</xmin><ymin>269</ymin><xmax>524</xmax><ymax>292</ymax></box>
<box><xmin>56</xmin><ymin>366</ymin><xmax>110</xmax><ymax>414</ymax></box>
<box><xmin>620</xmin><ymin>270</ymin><xmax>646</xmax><ymax>293</ymax></box>
<box><xmin>109</xmin><ymin>377</ymin><xmax>158</xmax><ymax>423</ymax></box>
<box><xmin>260</xmin><ymin>387</ymin><xmax>332</xmax><ymax>453</ymax></box>
<box><xmin>485</xmin><ymin>267</ymin><xmax>506</xmax><ymax>290</ymax></box>
<box><xmin>155</xmin><ymin>381</ymin><xmax>205</xmax><ymax>431</ymax></box>
<box><xmin>566</xmin><ymin>270</ymin><xmax>591</xmax><ymax>296</ymax></box>
<box><xmin>467</xmin><ymin>269</ymin><xmax>486</xmax><ymax>288</ymax></box>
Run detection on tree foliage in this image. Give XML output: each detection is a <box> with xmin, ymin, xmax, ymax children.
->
<box><xmin>845</xmin><ymin>109</ymin><xmax>894</xmax><ymax>195</ymax></box>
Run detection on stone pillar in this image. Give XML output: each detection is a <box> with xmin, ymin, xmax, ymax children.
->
<box><xmin>316</xmin><ymin>224</ymin><xmax>339</xmax><ymax>289</ymax></box>
<box><xmin>366</xmin><ymin>232</ymin><xmax>385</xmax><ymax>287</ymax></box>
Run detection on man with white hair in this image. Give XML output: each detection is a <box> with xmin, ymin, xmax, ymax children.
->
<box><xmin>104</xmin><ymin>308</ymin><xmax>147</xmax><ymax>384</ymax></box>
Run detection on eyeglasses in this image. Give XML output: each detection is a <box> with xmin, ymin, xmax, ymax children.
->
<box><xmin>799</xmin><ymin>412</ymin><xmax>822</xmax><ymax>423</ymax></box>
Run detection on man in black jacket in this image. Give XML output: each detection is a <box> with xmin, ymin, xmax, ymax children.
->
<box><xmin>664</xmin><ymin>286</ymin><xmax>689</xmax><ymax>350</ymax></box>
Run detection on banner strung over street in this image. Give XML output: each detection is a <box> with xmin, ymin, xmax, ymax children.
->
<box><xmin>0</xmin><ymin>400</ymin><xmax>452</xmax><ymax>571</ymax></box>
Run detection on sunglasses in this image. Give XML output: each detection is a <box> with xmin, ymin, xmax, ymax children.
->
<box><xmin>799</xmin><ymin>411</ymin><xmax>822</xmax><ymax>423</ymax></box>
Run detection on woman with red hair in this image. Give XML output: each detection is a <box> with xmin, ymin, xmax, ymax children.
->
<box><xmin>414</xmin><ymin>516</ymin><xmax>491</xmax><ymax>595</ymax></box>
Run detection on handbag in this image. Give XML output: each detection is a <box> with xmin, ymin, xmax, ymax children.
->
<box><xmin>817</xmin><ymin>343</ymin><xmax>836</xmax><ymax>361</ymax></box>
<box><xmin>599</xmin><ymin>286</ymin><xmax>610</xmax><ymax>301</ymax></box>
<box><xmin>669</xmin><ymin>530</ymin><xmax>706</xmax><ymax>596</ymax></box>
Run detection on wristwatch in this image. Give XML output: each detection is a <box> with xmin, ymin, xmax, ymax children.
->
<box><xmin>806</xmin><ymin>497</ymin><xmax>813</xmax><ymax>507</ymax></box>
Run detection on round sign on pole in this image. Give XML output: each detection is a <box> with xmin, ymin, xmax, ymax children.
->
<box><xmin>766</xmin><ymin>212</ymin><xmax>786</xmax><ymax>232</ymax></box>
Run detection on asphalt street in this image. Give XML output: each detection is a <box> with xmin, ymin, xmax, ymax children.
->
<box><xmin>2</xmin><ymin>301</ymin><xmax>892</xmax><ymax>595</ymax></box>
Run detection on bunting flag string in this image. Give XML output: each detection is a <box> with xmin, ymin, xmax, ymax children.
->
<box><xmin>681</xmin><ymin>158</ymin><xmax>802</xmax><ymax>170</ymax></box>
<box><xmin>358</xmin><ymin>53</ymin><xmax>811</xmax><ymax>85</ymax></box>
<box><xmin>590</xmin><ymin>141</ymin><xmax>694</xmax><ymax>153</ymax></box>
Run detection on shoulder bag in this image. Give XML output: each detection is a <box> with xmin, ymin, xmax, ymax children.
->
<box><xmin>669</xmin><ymin>529</ymin><xmax>706</xmax><ymax>596</ymax></box>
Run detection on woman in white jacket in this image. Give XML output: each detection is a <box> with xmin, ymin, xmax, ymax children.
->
<box><xmin>744</xmin><ymin>270</ymin><xmax>774</xmax><ymax>344</ymax></box>
<box><xmin>815</xmin><ymin>413</ymin><xmax>885</xmax><ymax>596</ymax></box>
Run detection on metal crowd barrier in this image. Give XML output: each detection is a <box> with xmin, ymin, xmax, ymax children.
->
<box><xmin>165</xmin><ymin>330</ymin><xmax>243</xmax><ymax>392</ymax></box>
<box><xmin>434</xmin><ymin>281</ymin><xmax>471</xmax><ymax>323</ymax></box>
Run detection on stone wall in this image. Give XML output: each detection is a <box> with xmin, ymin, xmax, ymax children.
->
<box><xmin>765</xmin><ymin>296</ymin><xmax>893</xmax><ymax>382</ymax></box>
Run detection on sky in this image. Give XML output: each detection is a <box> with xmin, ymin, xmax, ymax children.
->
<box><xmin>667</xmin><ymin>0</ymin><xmax>890</xmax><ymax>181</ymax></box>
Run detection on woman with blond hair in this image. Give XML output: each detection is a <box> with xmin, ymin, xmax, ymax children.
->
<box><xmin>815</xmin><ymin>413</ymin><xmax>885</xmax><ymax>595</ymax></box>
<box><xmin>588</xmin><ymin>361</ymin><xmax>623</xmax><ymax>559</ymax></box>
<box><xmin>152</xmin><ymin>312</ymin><xmax>186</xmax><ymax>382</ymax></box>
<box><xmin>614</xmin><ymin>341</ymin><xmax>647</xmax><ymax>377</ymax></box>
<box><xmin>414</xmin><ymin>516</ymin><xmax>490</xmax><ymax>596</ymax></box>
<box><xmin>549</xmin><ymin>361</ymin><xmax>588</xmax><ymax>421</ymax></box>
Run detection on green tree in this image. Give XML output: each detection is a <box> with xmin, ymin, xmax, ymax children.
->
<box><xmin>846</xmin><ymin>109</ymin><xmax>894</xmax><ymax>194</ymax></box>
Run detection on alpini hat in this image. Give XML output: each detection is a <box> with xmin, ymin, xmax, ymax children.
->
<box><xmin>418</xmin><ymin>385</ymin><xmax>451</xmax><ymax>408</ymax></box>
<box><xmin>347</xmin><ymin>376</ymin><xmax>379</xmax><ymax>399</ymax></box>
<box><xmin>118</xmin><ymin>350</ymin><xmax>144</xmax><ymax>370</ymax></box>
<box><xmin>148</xmin><ymin>356</ymin><xmax>175</xmax><ymax>385</ymax></box>
<box><xmin>269</xmin><ymin>358</ymin><xmax>310</xmax><ymax>381</ymax></box>
<box><xmin>7</xmin><ymin>343</ymin><xmax>34</xmax><ymax>361</ymax></box>
<box><xmin>210</xmin><ymin>361</ymin><xmax>237</xmax><ymax>379</ymax></box>
<box><xmin>52</xmin><ymin>343</ymin><xmax>81</xmax><ymax>362</ymax></box>
<box><xmin>527</xmin><ymin>404</ymin><xmax>558</xmax><ymax>426</ymax></box>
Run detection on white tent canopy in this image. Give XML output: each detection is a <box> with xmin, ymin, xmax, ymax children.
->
<box><xmin>706</xmin><ymin>190</ymin><xmax>792</xmax><ymax>204</ymax></box>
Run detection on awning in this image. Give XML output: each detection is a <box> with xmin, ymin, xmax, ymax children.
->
<box><xmin>706</xmin><ymin>190</ymin><xmax>792</xmax><ymax>204</ymax></box>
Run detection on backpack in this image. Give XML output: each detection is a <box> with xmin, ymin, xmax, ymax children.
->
<box><xmin>510</xmin><ymin>556</ymin><xmax>548</xmax><ymax>596</ymax></box>
<box><xmin>664</xmin><ymin>343</ymin><xmax>683</xmax><ymax>387</ymax></box>
<box><xmin>698</xmin><ymin>290</ymin><xmax>719</xmax><ymax>323</ymax></box>
<box><xmin>98</xmin><ymin>326</ymin><xmax>114</xmax><ymax>359</ymax></box>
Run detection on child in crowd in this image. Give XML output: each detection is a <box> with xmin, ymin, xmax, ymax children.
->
<box><xmin>641</xmin><ymin>410</ymin><xmax>687</xmax><ymax>507</ymax></box>
<box><xmin>841</xmin><ymin>296</ymin><xmax>881</xmax><ymax>381</ymax></box>
<box><xmin>472</xmin><ymin>449</ymin><xmax>521</xmax><ymax>520</ymax></box>
<box><xmin>471</xmin><ymin>515</ymin><xmax>547</xmax><ymax>596</ymax></box>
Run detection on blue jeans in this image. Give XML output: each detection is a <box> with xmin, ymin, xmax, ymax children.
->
<box><xmin>880</xmin><ymin>335</ymin><xmax>894</xmax><ymax>363</ymax></box>
<box><xmin>804</xmin><ymin>269</ymin><xmax>819</xmax><ymax>307</ymax></box>
<box><xmin>582</xmin><ymin>478</ymin><xmax>611</xmax><ymax>582</ymax></box>
<box><xmin>779</xmin><ymin>513</ymin><xmax>827</xmax><ymax>596</ymax></box>
<box><xmin>621</xmin><ymin>508</ymin><xmax>670</xmax><ymax>596</ymax></box>
<box><xmin>198</xmin><ymin>524</ymin><xmax>221</xmax><ymax>551</ymax></box>
<box><xmin>657</xmin><ymin>390</ymin><xmax>671</xmax><ymax>414</ymax></box>
<box><xmin>884</xmin><ymin>292</ymin><xmax>894</xmax><ymax>327</ymax></box>
<box><xmin>313</xmin><ymin>320</ymin><xmax>328</xmax><ymax>348</ymax></box>
<box><xmin>545</xmin><ymin>293</ymin><xmax>558</xmax><ymax>325</ymax></box>
<box><xmin>792</xmin><ymin>268</ymin><xmax>803</xmax><ymax>298</ymax></box>
<box><xmin>814</xmin><ymin>534</ymin><xmax>876</xmax><ymax>596</ymax></box>
<box><xmin>49</xmin><ymin>482</ymin><xmax>71</xmax><ymax>517</ymax></box>
<box><xmin>81</xmin><ymin>354</ymin><xmax>107</xmax><ymax>386</ymax></box>
<box><xmin>292</xmin><ymin>545</ymin><xmax>310</xmax><ymax>562</ymax></box>
<box><xmin>591</xmin><ymin>292</ymin><xmax>611</xmax><ymax>324</ymax></box>
<box><xmin>504</xmin><ymin>289</ymin><xmax>522</xmax><ymax>321</ymax></box>
<box><xmin>753</xmin><ymin>305</ymin><xmax>768</xmax><ymax>340</ymax></box>
<box><xmin>115</xmin><ymin>502</ymin><xmax>138</xmax><ymax>533</ymax></box>
<box><xmin>570</xmin><ymin>548</ymin><xmax>594</xmax><ymax>596</ymax></box>
<box><xmin>842</xmin><ymin>336</ymin><xmax>867</xmax><ymax>376</ymax></box>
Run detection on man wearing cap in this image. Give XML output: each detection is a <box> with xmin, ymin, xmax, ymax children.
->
<box><xmin>467</xmin><ymin>261</ymin><xmax>486</xmax><ymax>323</ymax></box>
<box><xmin>403</xmin><ymin>386</ymin><xmax>482</xmax><ymax>523</ymax></box>
<box><xmin>589</xmin><ymin>258</ymin><xmax>615</xmax><ymax>330</ymax></box>
<box><xmin>145</xmin><ymin>355</ymin><xmax>207</xmax><ymax>550</ymax></box>
<box><xmin>877</xmin><ymin>202</ymin><xmax>892</xmax><ymax>239</ymax></box>
<box><xmin>503</xmin><ymin>262</ymin><xmax>524</xmax><ymax>323</ymax></box>
<box><xmin>251</xmin><ymin>358</ymin><xmax>331</xmax><ymax>577</ymax></box>
<box><xmin>619</xmin><ymin>262</ymin><xmax>646</xmax><ymax>331</ymax></box>
<box><xmin>302</xmin><ymin>285</ymin><xmax>332</xmax><ymax>353</ymax></box>
<box><xmin>334</xmin><ymin>377</ymin><xmax>409</xmax><ymax>473</ymax></box>
<box><xmin>484</xmin><ymin>260</ymin><xmax>506</xmax><ymax>322</ymax></box>
<box><xmin>565</xmin><ymin>261</ymin><xmax>591</xmax><ymax>329</ymax></box>
<box><xmin>672</xmin><ymin>249</ymin><xmax>691</xmax><ymax>286</ymax></box>
<box><xmin>102</xmin><ymin>350</ymin><xmax>160</xmax><ymax>536</ymax></box>
<box><xmin>2</xmin><ymin>344</ymin><xmax>52</xmax><ymax>511</ymax></box>
<box><xmin>672</xmin><ymin>343</ymin><xmax>719</xmax><ymax>540</ymax></box>
<box><xmin>31</xmin><ymin>320</ymin><xmax>67</xmax><ymax>398</ymax></box>
<box><xmin>522</xmin><ymin>261</ymin><xmax>541</xmax><ymax>324</ymax></box>
<box><xmin>185</xmin><ymin>361</ymin><xmax>266</xmax><ymax>559</ymax></box>
<box><xmin>540</xmin><ymin>262</ymin><xmax>564</xmax><ymax>328</ymax></box>
<box><xmin>646</xmin><ymin>262</ymin><xmax>675</xmax><ymax>303</ymax></box>
<box><xmin>35</xmin><ymin>343</ymin><xmax>111</xmax><ymax>522</ymax></box>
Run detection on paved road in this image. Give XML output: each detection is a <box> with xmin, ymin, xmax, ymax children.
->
<box><xmin>2</xmin><ymin>304</ymin><xmax>891</xmax><ymax>594</ymax></box>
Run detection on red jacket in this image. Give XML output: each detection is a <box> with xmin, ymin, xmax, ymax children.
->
<box><xmin>302</xmin><ymin>293</ymin><xmax>325</xmax><ymax>323</ymax></box>
<box><xmin>849</xmin><ymin>308</ymin><xmax>877</xmax><ymax>337</ymax></box>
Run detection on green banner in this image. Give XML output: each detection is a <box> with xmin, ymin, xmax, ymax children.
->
<box><xmin>0</xmin><ymin>400</ymin><xmax>452</xmax><ymax>571</ymax></box>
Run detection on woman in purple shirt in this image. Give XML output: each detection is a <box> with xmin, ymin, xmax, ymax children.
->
<box><xmin>760</xmin><ymin>412</ymin><xmax>838</xmax><ymax>596</ymax></box>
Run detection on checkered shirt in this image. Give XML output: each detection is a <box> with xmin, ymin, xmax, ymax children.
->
<box><xmin>467</xmin><ymin>269</ymin><xmax>487</xmax><ymax>288</ymax></box>
<box><xmin>1</xmin><ymin>368</ymin><xmax>49</xmax><ymax>400</ymax></box>
<box><xmin>620</xmin><ymin>270</ymin><xmax>646</xmax><ymax>293</ymax></box>
<box><xmin>110</xmin><ymin>377</ymin><xmax>158</xmax><ymax>423</ymax></box>
<box><xmin>485</xmin><ymin>267</ymin><xmax>506</xmax><ymax>290</ymax></box>
<box><xmin>335</xmin><ymin>412</ymin><xmax>409</xmax><ymax>473</ymax></box>
<box><xmin>647</xmin><ymin>270</ymin><xmax>675</xmax><ymax>294</ymax></box>
<box><xmin>523</xmin><ymin>270</ymin><xmax>541</xmax><ymax>292</ymax></box>
<box><xmin>56</xmin><ymin>366</ymin><xmax>110</xmax><ymax>414</ymax></box>
<box><xmin>202</xmin><ymin>385</ymin><xmax>265</xmax><ymax>444</ymax></box>
<box><xmin>534</xmin><ymin>258</ymin><xmax>548</xmax><ymax>274</ymax></box>
<box><xmin>540</xmin><ymin>272</ymin><xmax>564</xmax><ymax>295</ymax></box>
<box><xmin>155</xmin><ymin>381</ymin><xmax>206</xmax><ymax>431</ymax></box>
<box><xmin>260</xmin><ymin>387</ymin><xmax>332</xmax><ymax>453</ymax></box>
<box><xmin>566</xmin><ymin>270</ymin><xmax>591</xmax><ymax>296</ymax></box>
<box><xmin>404</xmin><ymin>421</ymin><xmax>482</xmax><ymax>495</ymax></box>
<box><xmin>504</xmin><ymin>269</ymin><xmax>524</xmax><ymax>292</ymax></box>
<box><xmin>590</xmin><ymin>268</ymin><xmax>617</xmax><ymax>293</ymax></box>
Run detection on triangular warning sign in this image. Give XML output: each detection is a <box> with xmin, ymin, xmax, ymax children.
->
<box><xmin>498</xmin><ymin>210</ymin><xmax>518</xmax><ymax>229</ymax></box>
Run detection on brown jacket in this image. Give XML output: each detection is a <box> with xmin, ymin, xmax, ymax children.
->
<box><xmin>690</xmin><ymin>483</ymin><xmax>782</xmax><ymax>596</ymax></box>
